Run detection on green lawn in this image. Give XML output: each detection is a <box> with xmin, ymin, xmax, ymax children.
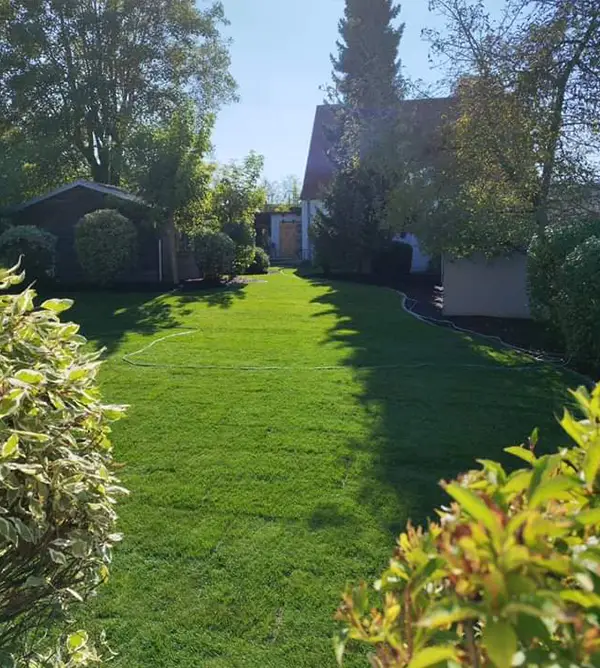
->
<box><xmin>67</xmin><ymin>271</ymin><xmax>577</xmax><ymax>667</ymax></box>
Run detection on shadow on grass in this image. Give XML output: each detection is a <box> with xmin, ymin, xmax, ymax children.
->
<box><xmin>306</xmin><ymin>277</ymin><xmax>572</xmax><ymax>535</ymax></box>
<box><xmin>63</xmin><ymin>283</ymin><xmax>247</xmax><ymax>356</ymax></box>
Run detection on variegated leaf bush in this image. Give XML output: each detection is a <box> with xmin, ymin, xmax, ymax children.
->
<box><xmin>0</xmin><ymin>263</ymin><xmax>127</xmax><ymax>663</ymax></box>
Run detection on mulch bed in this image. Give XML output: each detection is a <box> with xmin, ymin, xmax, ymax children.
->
<box><xmin>398</xmin><ymin>279</ymin><xmax>563</xmax><ymax>357</ymax></box>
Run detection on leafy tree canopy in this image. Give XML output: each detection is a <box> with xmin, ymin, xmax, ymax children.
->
<box><xmin>416</xmin><ymin>0</ymin><xmax>600</xmax><ymax>256</ymax></box>
<box><xmin>0</xmin><ymin>0</ymin><xmax>237</xmax><ymax>186</ymax></box>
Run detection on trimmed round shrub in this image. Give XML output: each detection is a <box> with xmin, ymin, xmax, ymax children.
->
<box><xmin>558</xmin><ymin>236</ymin><xmax>600</xmax><ymax>370</ymax></box>
<box><xmin>194</xmin><ymin>230</ymin><xmax>236</xmax><ymax>282</ymax></box>
<box><xmin>0</xmin><ymin>264</ymin><xmax>126</xmax><ymax>660</ymax></box>
<box><xmin>0</xmin><ymin>225</ymin><xmax>57</xmax><ymax>281</ymax></box>
<box><xmin>372</xmin><ymin>241</ymin><xmax>414</xmax><ymax>283</ymax></box>
<box><xmin>528</xmin><ymin>218</ymin><xmax>600</xmax><ymax>324</ymax></box>
<box><xmin>246</xmin><ymin>247</ymin><xmax>270</xmax><ymax>274</ymax></box>
<box><xmin>223</xmin><ymin>221</ymin><xmax>256</xmax><ymax>275</ymax></box>
<box><xmin>75</xmin><ymin>209</ymin><xmax>138</xmax><ymax>285</ymax></box>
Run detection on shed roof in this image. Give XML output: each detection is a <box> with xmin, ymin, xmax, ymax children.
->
<box><xmin>300</xmin><ymin>98</ymin><xmax>455</xmax><ymax>201</ymax></box>
<box><xmin>12</xmin><ymin>179</ymin><xmax>147</xmax><ymax>213</ymax></box>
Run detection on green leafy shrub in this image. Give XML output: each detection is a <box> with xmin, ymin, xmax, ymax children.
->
<box><xmin>193</xmin><ymin>229</ymin><xmax>236</xmax><ymax>282</ymax></box>
<box><xmin>0</xmin><ymin>264</ymin><xmax>127</xmax><ymax>662</ymax></box>
<box><xmin>246</xmin><ymin>247</ymin><xmax>270</xmax><ymax>274</ymax></box>
<box><xmin>528</xmin><ymin>218</ymin><xmax>600</xmax><ymax>324</ymax></box>
<box><xmin>372</xmin><ymin>242</ymin><xmax>414</xmax><ymax>283</ymax></box>
<box><xmin>75</xmin><ymin>209</ymin><xmax>138</xmax><ymax>285</ymax></box>
<box><xmin>0</xmin><ymin>225</ymin><xmax>57</xmax><ymax>282</ymax></box>
<box><xmin>336</xmin><ymin>382</ymin><xmax>600</xmax><ymax>668</ymax></box>
<box><xmin>223</xmin><ymin>221</ymin><xmax>256</xmax><ymax>275</ymax></box>
<box><xmin>558</xmin><ymin>236</ymin><xmax>600</xmax><ymax>370</ymax></box>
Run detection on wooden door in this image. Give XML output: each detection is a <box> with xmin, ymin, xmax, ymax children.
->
<box><xmin>279</xmin><ymin>222</ymin><xmax>300</xmax><ymax>259</ymax></box>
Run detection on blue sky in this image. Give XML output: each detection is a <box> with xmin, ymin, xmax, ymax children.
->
<box><xmin>211</xmin><ymin>1</ymin><xmax>451</xmax><ymax>183</ymax></box>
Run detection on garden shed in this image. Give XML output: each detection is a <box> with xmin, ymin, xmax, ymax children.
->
<box><xmin>442</xmin><ymin>252</ymin><xmax>531</xmax><ymax>318</ymax></box>
<box><xmin>9</xmin><ymin>180</ymin><xmax>164</xmax><ymax>284</ymax></box>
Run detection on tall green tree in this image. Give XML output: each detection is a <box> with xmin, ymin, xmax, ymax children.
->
<box><xmin>418</xmin><ymin>0</ymin><xmax>600</xmax><ymax>256</ymax></box>
<box><xmin>0</xmin><ymin>0</ymin><xmax>237</xmax><ymax>186</ymax></box>
<box><xmin>211</xmin><ymin>153</ymin><xmax>266</xmax><ymax>229</ymax></box>
<box><xmin>331</xmin><ymin>0</ymin><xmax>405</xmax><ymax>110</ymax></box>
<box><xmin>129</xmin><ymin>103</ymin><xmax>214</xmax><ymax>283</ymax></box>
<box><xmin>210</xmin><ymin>153</ymin><xmax>266</xmax><ymax>274</ymax></box>
<box><xmin>0</xmin><ymin>129</ymin><xmax>85</xmax><ymax>208</ymax></box>
<box><xmin>313</xmin><ymin>0</ymin><xmax>406</xmax><ymax>274</ymax></box>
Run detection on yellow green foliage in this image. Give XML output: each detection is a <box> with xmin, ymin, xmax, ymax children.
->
<box><xmin>336</xmin><ymin>382</ymin><xmax>600</xmax><ymax>667</ymax></box>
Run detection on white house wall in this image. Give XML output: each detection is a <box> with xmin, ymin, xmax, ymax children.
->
<box><xmin>394</xmin><ymin>233</ymin><xmax>431</xmax><ymax>273</ymax></box>
<box><xmin>301</xmin><ymin>199</ymin><xmax>324</xmax><ymax>260</ymax></box>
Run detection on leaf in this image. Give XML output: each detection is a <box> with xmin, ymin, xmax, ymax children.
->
<box><xmin>11</xmin><ymin>430</ymin><xmax>51</xmax><ymax>443</ymax></box>
<box><xmin>527</xmin><ymin>456</ymin><xmax>558</xmax><ymax>500</ymax></box>
<box><xmin>505</xmin><ymin>446</ymin><xmax>536</xmax><ymax>465</ymax></box>
<box><xmin>41</xmin><ymin>298</ymin><xmax>74</xmax><ymax>314</ymax></box>
<box><xmin>583</xmin><ymin>444</ymin><xmax>600</xmax><ymax>490</ymax></box>
<box><xmin>14</xmin><ymin>369</ymin><xmax>45</xmax><ymax>385</ymax></box>
<box><xmin>444</xmin><ymin>483</ymin><xmax>502</xmax><ymax>536</ymax></box>
<box><xmin>0</xmin><ymin>518</ymin><xmax>17</xmax><ymax>544</ymax></box>
<box><xmin>560</xmin><ymin>590</ymin><xmax>600</xmax><ymax>608</ymax></box>
<box><xmin>48</xmin><ymin>548</ymin><xmax>68</xmax><ymax>566</ymax></box>
<box><xmin>477</xmin><ymin>459</ymin><xmax>507</xmax><ymax>484</ymax></box>
<box><xmin>418</xmin><ymin>604</ymin><xmax>480</xmax><ymax>629</ymax></box>
<box><xmin>529</xmin><ymin>475</ymin><xmax>579</xmax><ymax>508</ymax></box>
<box><xmin>502</xmin><ymin>470</ymin><xmax>532</xmax><ymax>496</ymax></box>
<box><xmin>0</xmin><ymin>389</ymin><xmax>25</xmax><ymax>418</ymax></box>
<box><xmin>561</xmin><ymin>409</ymin><xmax>588</xmax><ymax>447</ymax></box>
<box><xmin>334</xmin><ymin>628</ymin><xmax>349</xmax><ymax>666</ymax></box>
<box><xmin>1</xmin><ymin>434</ymin><xmax>19</xmax><ymax>459</ymax></box>
<box><xmin>12</xmin><ymin>517</ymin><xmax>34</xmax><ymax>543</ymax></box>
<box><xmin>65</xmin><ymin>587</ymin><xmax>84</xmax><ymax>602</ymax></box>
<box><xmin>67</xmin><ymin>630</ymin><xmax>88</xmax><ymax>652</ymax></box>
<box><xmin>102</xmin><ymin>404</ymin><xmax>128</xmax><ymax>421</ymax></box>
<box><xmin>576</xmin><ymin>507</ymin><xmax>600</xmax><ymax>526</ymax></box>
<box><xmin>483</xmin><ymin>619</ymin><xmax>517</xmax><ymax>668</ymax></box>
<box><xmin>407</xmin><ymin>646</ymin><xmax>459</xmax><ymax>668</ymax></box>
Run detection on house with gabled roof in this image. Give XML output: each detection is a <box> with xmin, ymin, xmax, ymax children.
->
<box><xmin>299</xmin><ymin>97</ymin><xmax>455</xmax><ymax>269</ymax></box>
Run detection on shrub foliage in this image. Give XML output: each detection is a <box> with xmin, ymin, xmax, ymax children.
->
<box><xmin>0</xmin><ymin>226</ymin><xmax>57</xmax><ymax>282</ymax></box>
<box><xmin>559</xmin><ymin>237</ymin><xmax>600</xmax><ymax>371</ymax></box>
<box><xmin>75</xmin><ymin>209</ymin><xmax>138</xmax><ymax>285</ymax></box>
<box><xmin>528</xmin><ymin>218</ymin><xmax>600</xmax><ymax>369</ymax></box>
<box><xmin>528</xmin><ymin>219</ymin><xmax>600</xmax><ymax>323</ymax></box>
<box><xmin>193</xmin><ymin>229</ymin><xmax>235</xmax><ymax>281</ymax></box>
<box><xmin>337</xmin><ymin>382</ymin><xmax>600</xmax><ymax>668</ymax></box>
<box><xmin>223</xmin><ymin>221</ymin><xmax>256</xmax><ymax>276</ymax></box>
<box><xmin>0</xmin><ymin>263</ymin><xmax>127</xmax><ymax>661</ymax></box>
<box><xmin>372</xmin><ymin>242</ymin><xmax>413</xmax><ymax>283</ymax></box>
<box><xmin>246</xmin><ymin>247</ymin><xmax>270</xmax><ymax>274</ymax></box>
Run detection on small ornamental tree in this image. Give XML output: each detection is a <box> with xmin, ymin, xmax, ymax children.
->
<box><xmin>337</xmin><ymin>381</ymin><xmax>600</xmax><ymax>668</ymax></box>
<box><xmin>0</xmin><ymin>225</ymin><xmax>57</xmax><ymax>282</ymax></box>
<box><xmin>0</xmin><ymin>263</ymin><xmax>127</xmax><ymax>662</ymax></box>
<box><xmin>75</xmin><ymin>209</ymin><xmax>137</xmax><ymax>285</ymax></box>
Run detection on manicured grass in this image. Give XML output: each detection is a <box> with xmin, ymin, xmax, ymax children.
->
<box><xmin>66</xmin><ymin>272</ymin><xmax>578</xmax><ymax>667</ymax></box>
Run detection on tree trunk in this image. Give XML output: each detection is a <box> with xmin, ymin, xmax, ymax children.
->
<box><xmin>166</xmin><ymin>216</ymin><xmax>179</xmax><ymax>285</ymax></box>
<box><xmin>89</xmin><ymin>160</ymin><xmax>110</xmax><ymax>185</ymax></box>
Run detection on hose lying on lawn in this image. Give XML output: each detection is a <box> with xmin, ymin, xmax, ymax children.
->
<box><xmin>120</xmin><ymin>280</ymin><xmax>591</xmax><ymax>384</ymax></box>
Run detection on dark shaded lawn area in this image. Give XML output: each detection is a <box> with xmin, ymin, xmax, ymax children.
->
<box><xmin>64</xmin><ymin>273</ymin><xmax>578</xmax><ymax>667</ymax></box>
